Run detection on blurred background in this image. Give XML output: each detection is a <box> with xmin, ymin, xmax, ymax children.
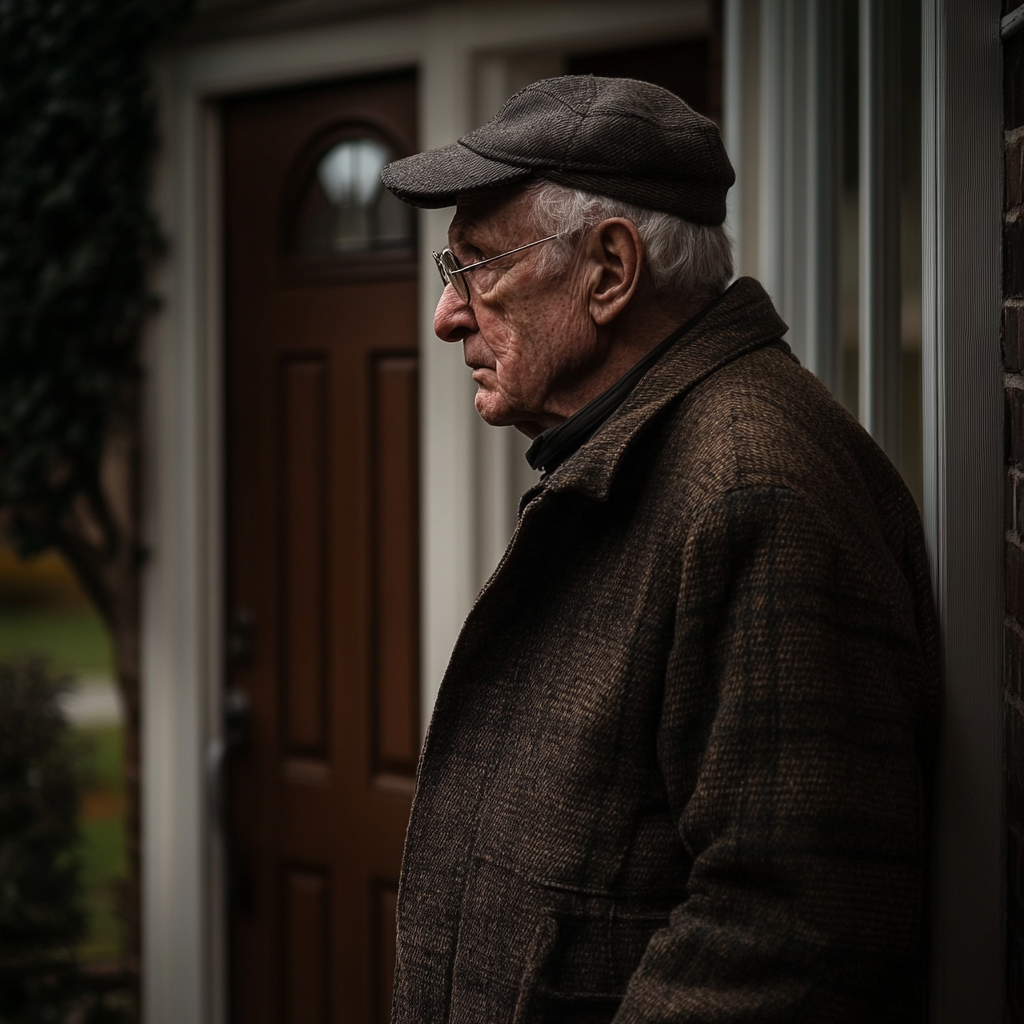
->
<box><xmin>0</xmin><ymin>543</ymin><xmax>124</xmax><ymax>968</ymax></box>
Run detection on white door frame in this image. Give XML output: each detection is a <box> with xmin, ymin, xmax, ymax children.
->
<box><xmin>921</xmin><ymin>1</ymin><xmax>1004</xmax><ymax>1019</ymax></box>
<box><xmin>143</xmin><ymin>4</ymin><xmax>710</xmax><ymax>1021</ymax></box>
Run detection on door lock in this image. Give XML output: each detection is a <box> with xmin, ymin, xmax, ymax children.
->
<box><xmin>207</xmin><ymin>685</ymin><xmax>255</xmax><ymax>915</ymax></box>
<box><xmin>224</xmin><ymin>686</ymin><xmax>252</xmax><ymax>752</ymax></box>
<box><xmin>226</xmin><ymin>607</ymin><xmax>255</xmax><ymax>664</ymax></box>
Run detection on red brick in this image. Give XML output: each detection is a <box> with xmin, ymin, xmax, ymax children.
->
<box><xmin>1009</xmin><ymin>221</ymin><xmax>1024</xmax><ymax>299</ymax></box>
<box><xmin>1011</xmin><ymin>823</ymin><xmax>1024</xmax><ymax>918</ymax></box>
<box><xmin>1010</xmin><ymin>388</ymin><xmax>1024</xmax><ymax>465</ymax></box>
<box><xmin>1009</xmin><ymin>623</ymin><xmax>1024</xmax><ymax>702</ymax></box>
<box><xmin>1009</xmin><ymin>30</ymin><xmax>1024</xmax><ymax>131</ymax></box>
<box><xmin>1010</xmin><ymin>920</ymin><xmax>1024</xmax><ymax>1024</ymax></box>
<box><xmin>1009</xmin><ymin>542</ymin><xmax>1024</xmax><ymax>622</ymax></box>
<box><xmin>1007</xmin><ymin>306</ymin><xmax>1023</xmax><ymax>374</ymax></box>
<box><xmin>1009</xmin><ymin>138</ymin><xmax>1024</xmax><ymax>212</ymax></box>
<box><xmin>1017</xmin><ymin>473</ymin><xmax>1024</xmax><ymax>538</ymax></box>
<box><xmin>1009</xmin><ymin>471</ymin><xmax>1024</xmax><ymax>537</ymax></box>
<box><xmin>1007</xmin><ymin>701</ymin><xmax>1024</xmax><ymax>826</ymax></box>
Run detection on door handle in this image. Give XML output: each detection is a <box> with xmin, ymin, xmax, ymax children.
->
<box><xmin>207</xmin><ymin>686</ymin><xmax>254</xmax><ymax>914</ymax></box>
<box><xmin>210</xmin><ymin>604</ymin><xmax>254</xmax><ymax>829</ymax></box>
<box><xmin>210</xmin><ymin>605</ymin><xmax>254</xmax><ymax>827</ymax></box>
<box><xmin>226</xmin><ymin>607</ymin><xmax>255</xmax><ymax>664</ymax></box>
<box><xmin>206</xmin><ymin>686</ymin><xmax>252</xmax><ymax>829</ymax></box>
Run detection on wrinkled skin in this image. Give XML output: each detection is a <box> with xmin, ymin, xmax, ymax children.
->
<box><xmin>433</xmin><ymin>188</ymin><xmax>694</xmax><ymax>438</ymax></box>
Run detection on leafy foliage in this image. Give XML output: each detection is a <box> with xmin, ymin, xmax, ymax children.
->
<box><xmin>0</xmin><ymin>4</ymin><xmax>193</xmax><ymax>1017</ymax></box>
<box><xmin>0</xmin><ymin>0</ymin><xmax>190</xmax><ymax>555</ymax></box>
<box><xmin>0</xmin><ymin>659</ymin><xmax>84</xmax><ymax>1022</ymax></box>
<box><xmin>0</xmin><ymin>660</ymin><xmax>137</xmax><ymax>1023</ymax></box>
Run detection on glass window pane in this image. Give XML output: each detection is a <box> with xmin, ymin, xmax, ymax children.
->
<box><xmin>295</xmin><ymin>137</ymin><xmax>413</xmax><ymax>256</ymax></box>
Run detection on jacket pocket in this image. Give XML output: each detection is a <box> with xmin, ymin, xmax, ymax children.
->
<box><xmin>512</xmin><ymin>914</ymin><xmax>623</xmax><ymax>1024</ymax></box>
<box><xmin>451</xmin><ymin>855</ymin><xmax>669</xmax><ymax>1024</ymax></box>
<box><xmin>511</xmin><ymin>901</ymin><xmax>672</xmax><ymax>1024</ymax></box>
<box><xmin>511</xmin><ymin>915</ymin><xmax>558</xmax><ymax>1024</ymax></box>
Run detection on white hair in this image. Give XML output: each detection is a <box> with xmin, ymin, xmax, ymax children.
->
<box><xmin>522</xmin><ymin>180</ymin><xmax>734</xmax><ymax>302</ymax></box>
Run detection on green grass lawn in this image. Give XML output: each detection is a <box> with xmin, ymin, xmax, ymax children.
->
<box><xmin>0</xmin><ymin>561</ymin><xmax>126</xmax><ymax>966</ymax></box>
<box><xmin>80</xmin><ymin>817</ymin><xmax>126</xmax><ymax>963</ymax></box>
<box><xmin>81</xmin><ymin>722</ymin><xmax>124</xmax><ymax>788</ymax></box>
<box><xmin>0</xmin><ymin>606</ymin><xmax>113</xmax><ymax>674</ymax></box>
<box><xmin>77</xmin><ymin>725</ymin><xmax>126</xmax><ymax>965</ymax></box>
<box><xmin>0</xmin><ymin>604</ymin><xmax>125</xmax><ymax>964</ymax></box>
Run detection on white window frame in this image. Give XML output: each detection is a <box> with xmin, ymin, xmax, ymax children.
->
<box><xmin>725</xmin><ymin>0</ymin><xmax>1005</xmax><ymax>1018</ymax></box>
<box><xmin>143</xmin><ymin>4</ymin><xmax>710</xmax><ymax>1022</ymax></box>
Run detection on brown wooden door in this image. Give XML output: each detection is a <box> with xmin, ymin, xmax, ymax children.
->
<box><xmin>223</xmin><ymin>72</ymin><xmax>420</xmax><ymax>1024</ymax></box>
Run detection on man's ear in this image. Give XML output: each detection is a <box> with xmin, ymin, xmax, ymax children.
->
<box><xmin>587</xmin><ymin>218</ymin><xmax>643</xmax><ymax>326</ymax></box>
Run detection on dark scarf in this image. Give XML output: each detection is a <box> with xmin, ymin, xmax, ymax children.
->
<box><xmin>525</xmin><ymin>295</ymin><xmax>723</xmax><ymax>475</ymax></box>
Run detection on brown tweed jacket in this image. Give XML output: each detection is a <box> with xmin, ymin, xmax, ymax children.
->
<box><xmin>392</xmin><ymin>278</ymin><xmax>939</xmax><ymax>1024</ymax></box>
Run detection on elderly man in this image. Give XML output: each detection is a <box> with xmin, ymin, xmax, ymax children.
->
<box><xmin>381</xmin><ymin>76</ymin><xmax>938</xmax><ymax>1024</ymax></box>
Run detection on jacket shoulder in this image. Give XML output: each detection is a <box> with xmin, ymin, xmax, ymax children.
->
<box><xmin>656</xmin><ymin>345</ymin><xmax>905</xmax><ymax>512</ymax></box>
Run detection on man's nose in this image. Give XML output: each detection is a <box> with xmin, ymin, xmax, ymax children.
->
<box><xmin>434</xmin><ymin>284</ymin><xmax>476</xmax><ymax>342</ymax></box>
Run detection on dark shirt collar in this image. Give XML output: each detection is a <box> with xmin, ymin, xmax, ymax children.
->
<box><xmin>525</xmin><ymin>296</ymin><xmax>725</xmax><ymax>475</ymax></box>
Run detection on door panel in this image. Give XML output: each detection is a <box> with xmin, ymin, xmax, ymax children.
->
<box><xmin>281</xmin><ymin>356</ymin><xmax>329</xmax><ymax>756</ymax></box>
<box><xmin>370</xmin><ymin>356</ymin><xmax>420</xmax><ymax>780</ymax></box>
<box><xmin>223</xmin><ymin>72</ymin><xmax>419</xmax><ymax>1024</ymax></box>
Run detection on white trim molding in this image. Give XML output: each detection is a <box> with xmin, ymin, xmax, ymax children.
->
<box><xmin>920</xmin><ymin>0</ymin><xmax>1004</xmax><ymax>1019</ymax></box>
<box><xmin>144</xmin><ymin>4</ymin><xmax>710</xmax><ymax>1022</ymax></box>
<box><xmin>143</xmin><ymin>73</ymin><xmax>227</xmax><ymax>1024</ymax></box>
<box><xmin>858</xmin><ymin>0</ymin><xmax>902</xmax><ymax>459</ymax></box>
<box><xmin>728</xmin><ymin>0</ymin><xmax>1007</xmax><ymax>1015</ymax></box>
<box><xmin>738</xmin><ymin>0</ymin><xmax>840</xmax><ymax>388</ymax></box>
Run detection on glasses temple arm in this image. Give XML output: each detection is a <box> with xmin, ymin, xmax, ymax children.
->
<box><xmin>447</xmin><ymin>234</ymin><xmax>560</xmax><ymax>277</ymax></box>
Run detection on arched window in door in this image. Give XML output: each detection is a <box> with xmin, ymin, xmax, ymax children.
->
<box><xmin>284</xmin><ymin>127</ymin><xmax>416</xmax><ymax>280</ymax></box>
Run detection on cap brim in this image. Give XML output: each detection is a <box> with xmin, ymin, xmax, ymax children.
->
<box><xmin>381</xmin><ymin>140</ymin><xmax>536</xmax><ymax>209</ymax></box>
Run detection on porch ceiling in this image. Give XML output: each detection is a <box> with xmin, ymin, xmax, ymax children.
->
<box><xmin>177</xmin><ymin>0</ymin><xmax>426</xmax><ymax>45</ymax></box>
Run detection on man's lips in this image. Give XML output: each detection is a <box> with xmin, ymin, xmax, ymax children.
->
<box><xmin>463</xmin><ymin>339</ymin><xmax>496</xmax><ymax>383</ymax></box>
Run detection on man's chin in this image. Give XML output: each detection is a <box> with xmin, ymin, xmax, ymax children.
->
<box><xmin>474</xmin><ymin>391</ymin><xmax>513</xmax><ymax>426</ymax></box>
<box><xmin>472</xmin><ymin>392</ymin><xmax>540</xmax><ymax>436</ymax></box>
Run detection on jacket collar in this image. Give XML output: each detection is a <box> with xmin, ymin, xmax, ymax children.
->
<box><xmin>525</xmin><ymin>294</ymin><xmax>726</xmax><ymax>476</ymax></box>
<box><xmin>536</xmin><ymin>277</ymin><xmax>789</xmax><ymax>504</ymax></box>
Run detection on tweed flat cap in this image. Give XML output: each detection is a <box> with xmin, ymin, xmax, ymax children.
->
<box><xmin>381</xmin><ymin>75</ymin><xmax>735</xmax><ymax>225</ymax></box>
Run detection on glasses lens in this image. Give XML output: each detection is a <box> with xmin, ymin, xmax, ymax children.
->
<box><xmin>439</xmin><ymin>249</ymin><xmax>469</xmax><ymax>302</ymax></box>
<box><xmin>432</xmin><ymin>251</ymin><xmax>448</xmax><ymax>287</ymax></box>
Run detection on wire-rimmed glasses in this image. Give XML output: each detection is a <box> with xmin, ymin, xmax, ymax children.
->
<box><xmin>431</xmin><ymin>234</ymin><xmax>560</xmax><ymax>302</ymax></box>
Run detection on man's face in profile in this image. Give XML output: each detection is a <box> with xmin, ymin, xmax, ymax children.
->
<box><xmin>433</xmin><ymin>190</ymin><xmax>601</xmax><ymax>439</ymax></box>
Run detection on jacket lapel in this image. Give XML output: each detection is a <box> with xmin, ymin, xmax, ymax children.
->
<box><xmin>540</xmin><ymin>277</ymin><xmax>790</xmax><ymax>504</ymax></box>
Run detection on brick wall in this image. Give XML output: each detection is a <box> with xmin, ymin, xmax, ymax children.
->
<box><xmin>1005</xmin><ymin>3</ymin><xmax>1024</xmax><ymax>1020</ymax></box>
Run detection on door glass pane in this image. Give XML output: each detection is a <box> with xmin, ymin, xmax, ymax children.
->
<box><xmin>295</xmin><ymin>137</ymin><xmax>413</xmax><ymax>255</ymax></box>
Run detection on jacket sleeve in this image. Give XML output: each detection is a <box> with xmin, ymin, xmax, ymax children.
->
<box><xmin>613</xmin><ymin>485</ymin><xmax>935</xmax><ymax>1024</ymax></box>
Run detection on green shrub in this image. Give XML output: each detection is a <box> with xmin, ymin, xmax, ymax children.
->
<box><xmin>0</xmin><ymin>659</ymin><xmax>82</xmax><ymax>1021</ymax></box>
<box><xmin>0</xmin><ymin>2</ymin><xmax>193</xmax><ymax>1008</ymax></box>
<box><xmin>0</xmin><ymin>659</ymin><xmax>128</xmax><ymax>1023</ymax></box>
